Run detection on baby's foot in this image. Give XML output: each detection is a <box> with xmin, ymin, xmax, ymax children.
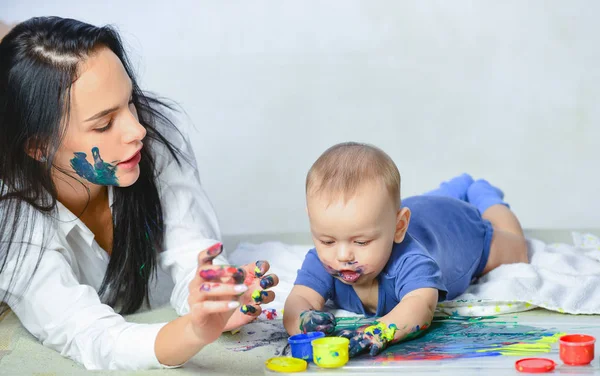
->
<box><xmin>467</xmin><ymin>179</ymin><xmax>509</xmax><ymax>214</ymax></box>
<box><xmin>425</xmin><ymin>173</ymin><xmax>474</xmax><ymax>201</ymax></box>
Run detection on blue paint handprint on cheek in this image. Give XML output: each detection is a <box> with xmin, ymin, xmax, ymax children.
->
<box><xmin>92</xmin><ymin>147</ymin><xmax>103</xmax><ymax>170</ymax></box>
<box><xmin>71</xmin><ymin>152</ymin><xmax>96</xmax><ymax>182</ymax></box>
<box><xmin>70</xmin><ymin>147</ymin><xmax>118</xmax><ymax>186</ymax></box>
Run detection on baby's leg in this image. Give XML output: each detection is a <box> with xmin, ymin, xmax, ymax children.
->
<box><xmin>467</xmin><ymin>180</ymin><xmax>528</xmax><ymax>275</ymax></box>
<box><xmin>424</xmin><ymin>173</ymin><xmax>474</xmax><ymax>201</ymax></box>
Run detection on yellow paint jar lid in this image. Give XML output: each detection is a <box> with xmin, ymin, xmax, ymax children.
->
<box><xmin>265</xmin><ymin>357</ymin><xmax>308</xmax><ymax>373</ymax></box>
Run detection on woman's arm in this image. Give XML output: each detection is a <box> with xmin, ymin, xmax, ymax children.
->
<box><xmin>1</xmin><ymin>247</ymin><xmax>167</xmax><ymax>370</ymax></box>
<box><xmin>1</xmin><ymin>242</ymin><xmax>247</xmax><ymax>369</ymax></box>
<box><xmin>154</xmin><ymin>128</ymin><xmax>277</xmax><ymax>331</ymax></box>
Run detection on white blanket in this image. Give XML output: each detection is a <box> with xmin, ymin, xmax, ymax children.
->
<box><xmin>439</xmin><ymin>232</ymin><xmax>600</xmax><ymax>316</ymax></box>
<box><xmin>228</xmin><ymin>232</ymin><xmax>600</xmax><ymax>317</ymax></box>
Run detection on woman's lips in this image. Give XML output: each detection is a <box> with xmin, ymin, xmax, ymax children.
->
<box><xmin>118</xmin><ymin>150</ymin><xmax>141</xmax><ymax>169</ymax></box>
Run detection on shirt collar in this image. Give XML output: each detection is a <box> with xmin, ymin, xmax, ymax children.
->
<box><xmin>56</xmin><ymin>186</ymin><xmax>115</xmax><ymax>247</ymax></box>
<box><xmin>108</xmin><ymin>185</ymin><xmax>114</xmax><ymax>208</ymax></box>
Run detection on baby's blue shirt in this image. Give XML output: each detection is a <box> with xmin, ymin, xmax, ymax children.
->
<box><xmin>294</xmin><ymin>195</ymin><xmax>493</xmax><ymax>316</ymax></box>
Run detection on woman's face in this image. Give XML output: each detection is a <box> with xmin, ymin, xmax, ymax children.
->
<box><xmin>53</xmin><ymin>46</ymin><xmax>146</xmax><ymax>188</ymax></box>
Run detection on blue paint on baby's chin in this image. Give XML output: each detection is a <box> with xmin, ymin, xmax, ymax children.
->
<box><xmin>70</xmin><ymin>147</ymin><xmax>119</xmax><ymax>186</ymax></box>
<box><xmin>324</xmin><ymin>264</ymin><xmax>365</xmax><ymax>278</ymax></box>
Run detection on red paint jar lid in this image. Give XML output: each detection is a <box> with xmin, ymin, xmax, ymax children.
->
<box><xmin>515</xmin><ymin>358</ymin><xmax>556</xmax><ymax>373</ymax></box>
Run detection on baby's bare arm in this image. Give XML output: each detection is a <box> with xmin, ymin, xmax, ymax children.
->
<box><xmin>283</xmin><ymin>285</ymin><xmax>326</xmax><ymax>335</ymax></box>
<box><xmin>381</xmin><ymin>287</ymin><xmax>438</xmax><ymax>342</ymax></box>
<box><xmin>342</xmin><ymin>287</ymin><xmax>438</xmax><ymax>357</ymax></box>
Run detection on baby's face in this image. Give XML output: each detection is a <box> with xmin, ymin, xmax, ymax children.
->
<box><xmin>307</xmin><ymin>181</ymin><xmax>399</xmax><ymax>287</ymax></box>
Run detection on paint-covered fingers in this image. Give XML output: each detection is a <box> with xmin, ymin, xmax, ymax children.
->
<box><xmin>191</xmin><ymin>299</ymin><xmax>241</xmax><ymax>315</ymax></box>
<box><xmin>347</xmin><ymin>331</ymin><xmax>385</xmax><ymax>357</ymax></box>
<box><xmin>188</xmin><ymin>282</ymin><xmax>245</xmax><ymax>314</ymax></box>
<box><xmin>299</xmin><ymin>310</ymin><xmax>336</xmax><ymax>335</ymax></box>
<box><xmin>241</xmin><ymin>260</ymin><xmax>273</xmax><ymax>284</ymax></box>
<box><xmin>363</xmin><ymin>332</ymin><xmax>387</xmax><ymax>356</ymax></box>
<box><xmin>259</xmin><ymin>274</ymin><xmax>279</xmax><ymax>290</ymax></box>
<box><xmin>197</xmin><ymin>242</ymin><xmax>224</xmax><ymax>266</ymax></box>
<box><xmin>250</xmin><ymin>274</ymin><xmax>278</xmax><ymax>306</ymax></box>
<box><xmin>198</xmin><ymin>282</ymin><xmax>248</xmax><ymax>297</ymax></box>
<box><xmin>250</xmin><ymin>289</ymin><xmax>275</xmax><ymax>304</ymax></box>
<box><xmin>369</xmin><ymin>342</ymin><xmax>385</xmax><ymax>357</ymax></box>
<box><xmin>337</xmin><ymin>329</ymin><xmax>357</xmax><ymax>339</ymax></box>
<box><xmin>198</xmin><ymin>265</ymin><xmax>246</xmax><ymax>285</ymax></box>
<box><xmin>253</xmin><ymin>260</ymin><xmax>269</xmax><ymax>278</ymax></box>
<box><xmin>220</xmin><ymin>302</ymin><xmax>261</xmax><ymax>332</ymax></box>
<box><xmin>348</xmin><ymin>333</ymin><xmax>372</xmax><ymax>357</ymax></box>
<box><xmin>237</xmin><ymin>260</ymin><xmax>279</xmax><ymax>307</ymax></box>
<box><xmin>347</xmin><ymin>322</ymin><xmax>394</xmax><ymax>357</ymax></box>
<box><xmin>239</xmin><ymin>304</ymin><xmax>262</xmax><ymax>318</ymax></box>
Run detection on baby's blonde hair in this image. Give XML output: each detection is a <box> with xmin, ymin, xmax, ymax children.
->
<box><xmin>306</xmin><ymin>142</ymin><xmax>401</xmax><ymax>208</ymax></box>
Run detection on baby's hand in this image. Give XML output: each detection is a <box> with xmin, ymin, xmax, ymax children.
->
<box><xmin>340</xmin><ymin>322</ymin><xmax>397</xmax><ymax>357</ymax></box>
<box><xmin>299</xmin><ymin>310</ymin><xmax>336</xmax><ymax>334</ymax></box>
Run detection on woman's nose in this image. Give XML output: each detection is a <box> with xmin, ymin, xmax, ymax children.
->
<box><xmin>122</xmin><ymin>116</ymin><xmax>146</xmax><ymax>144</ymax></box>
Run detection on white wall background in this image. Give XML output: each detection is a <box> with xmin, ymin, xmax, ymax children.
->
<box><xmin>3</xmin><ymin>1</ymin><xmax>599</xmax><ymax>235</ymax></box>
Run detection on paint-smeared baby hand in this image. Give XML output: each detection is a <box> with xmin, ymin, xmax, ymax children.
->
<box><xmin>344</xmin><ymin>322</ymin><xmax>397</xmax><ymax>357</ymax></box>
<box><xmin>299</xmin><ymin>310</ymin><xmax>336</xmax><ymax>335</ymax></box>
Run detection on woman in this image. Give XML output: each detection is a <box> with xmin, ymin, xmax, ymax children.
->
<box><xmin>0</xmin><ymin>16</ymin><xmax>278</xmax><ymax>370</ymax></box>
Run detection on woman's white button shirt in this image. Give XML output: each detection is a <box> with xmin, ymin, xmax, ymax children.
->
<box><xmin>0</xmin><ymin>132</ymin><xmax>227</xmax><ymax>370</ymax></box>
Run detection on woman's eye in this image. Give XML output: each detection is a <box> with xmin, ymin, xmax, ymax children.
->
<box><xmin>95</xmin><ymin>119</ymin><xmax>113</xmax><ymax>133</ymax></box>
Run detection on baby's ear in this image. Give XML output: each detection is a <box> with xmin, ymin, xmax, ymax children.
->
<box><xmin>394</xmin><ymin>207</ymin><xmax>411</xmax><ymax>243</ymax></box>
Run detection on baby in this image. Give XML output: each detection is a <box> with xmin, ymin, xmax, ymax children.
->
<box><xmin>283</xmin><ymin>142</ymin><xmax>528</xmax><ymax>357</ymax></box>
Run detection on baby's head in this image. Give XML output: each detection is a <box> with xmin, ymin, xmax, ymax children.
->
<box><xmin>306</xmin><ymin>142</ymin><xmax>410</xmax><ymax>287</ymax></box>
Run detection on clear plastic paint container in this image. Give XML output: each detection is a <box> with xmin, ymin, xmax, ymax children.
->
<box><xmin>559</xmin><ymin>334</ymin><xmax>596</xmax><ymax>365</ymax></box>
<box><xmin>312</xmin><ymin>337</ymin><xmax>350</xmax><ymax>368</ymax></box>
<box><xmin>287</xmin><ymin>332</ymin><xmax>325</xmax><ymax>362</ymax></box>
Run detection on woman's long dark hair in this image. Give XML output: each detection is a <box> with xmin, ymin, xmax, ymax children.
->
<box><xmin>0</xmin><ymin>17</ymin><xmax>183</xmax><ymax>314</ymax></box>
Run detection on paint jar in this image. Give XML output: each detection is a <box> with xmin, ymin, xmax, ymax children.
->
<box><xmin>559</xmin><ymin>334</ymin><xmax>596</xmax><ymax>366</ymax></box>
<box><xmin>288</xmin><ymin>332</ymin><xmax>325</xmax><ymax>362</ymax></box>
<box><xmin>312</xmin><ymin>337</ymin><xmax>350</xmax><ymax>368</ymax></box>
